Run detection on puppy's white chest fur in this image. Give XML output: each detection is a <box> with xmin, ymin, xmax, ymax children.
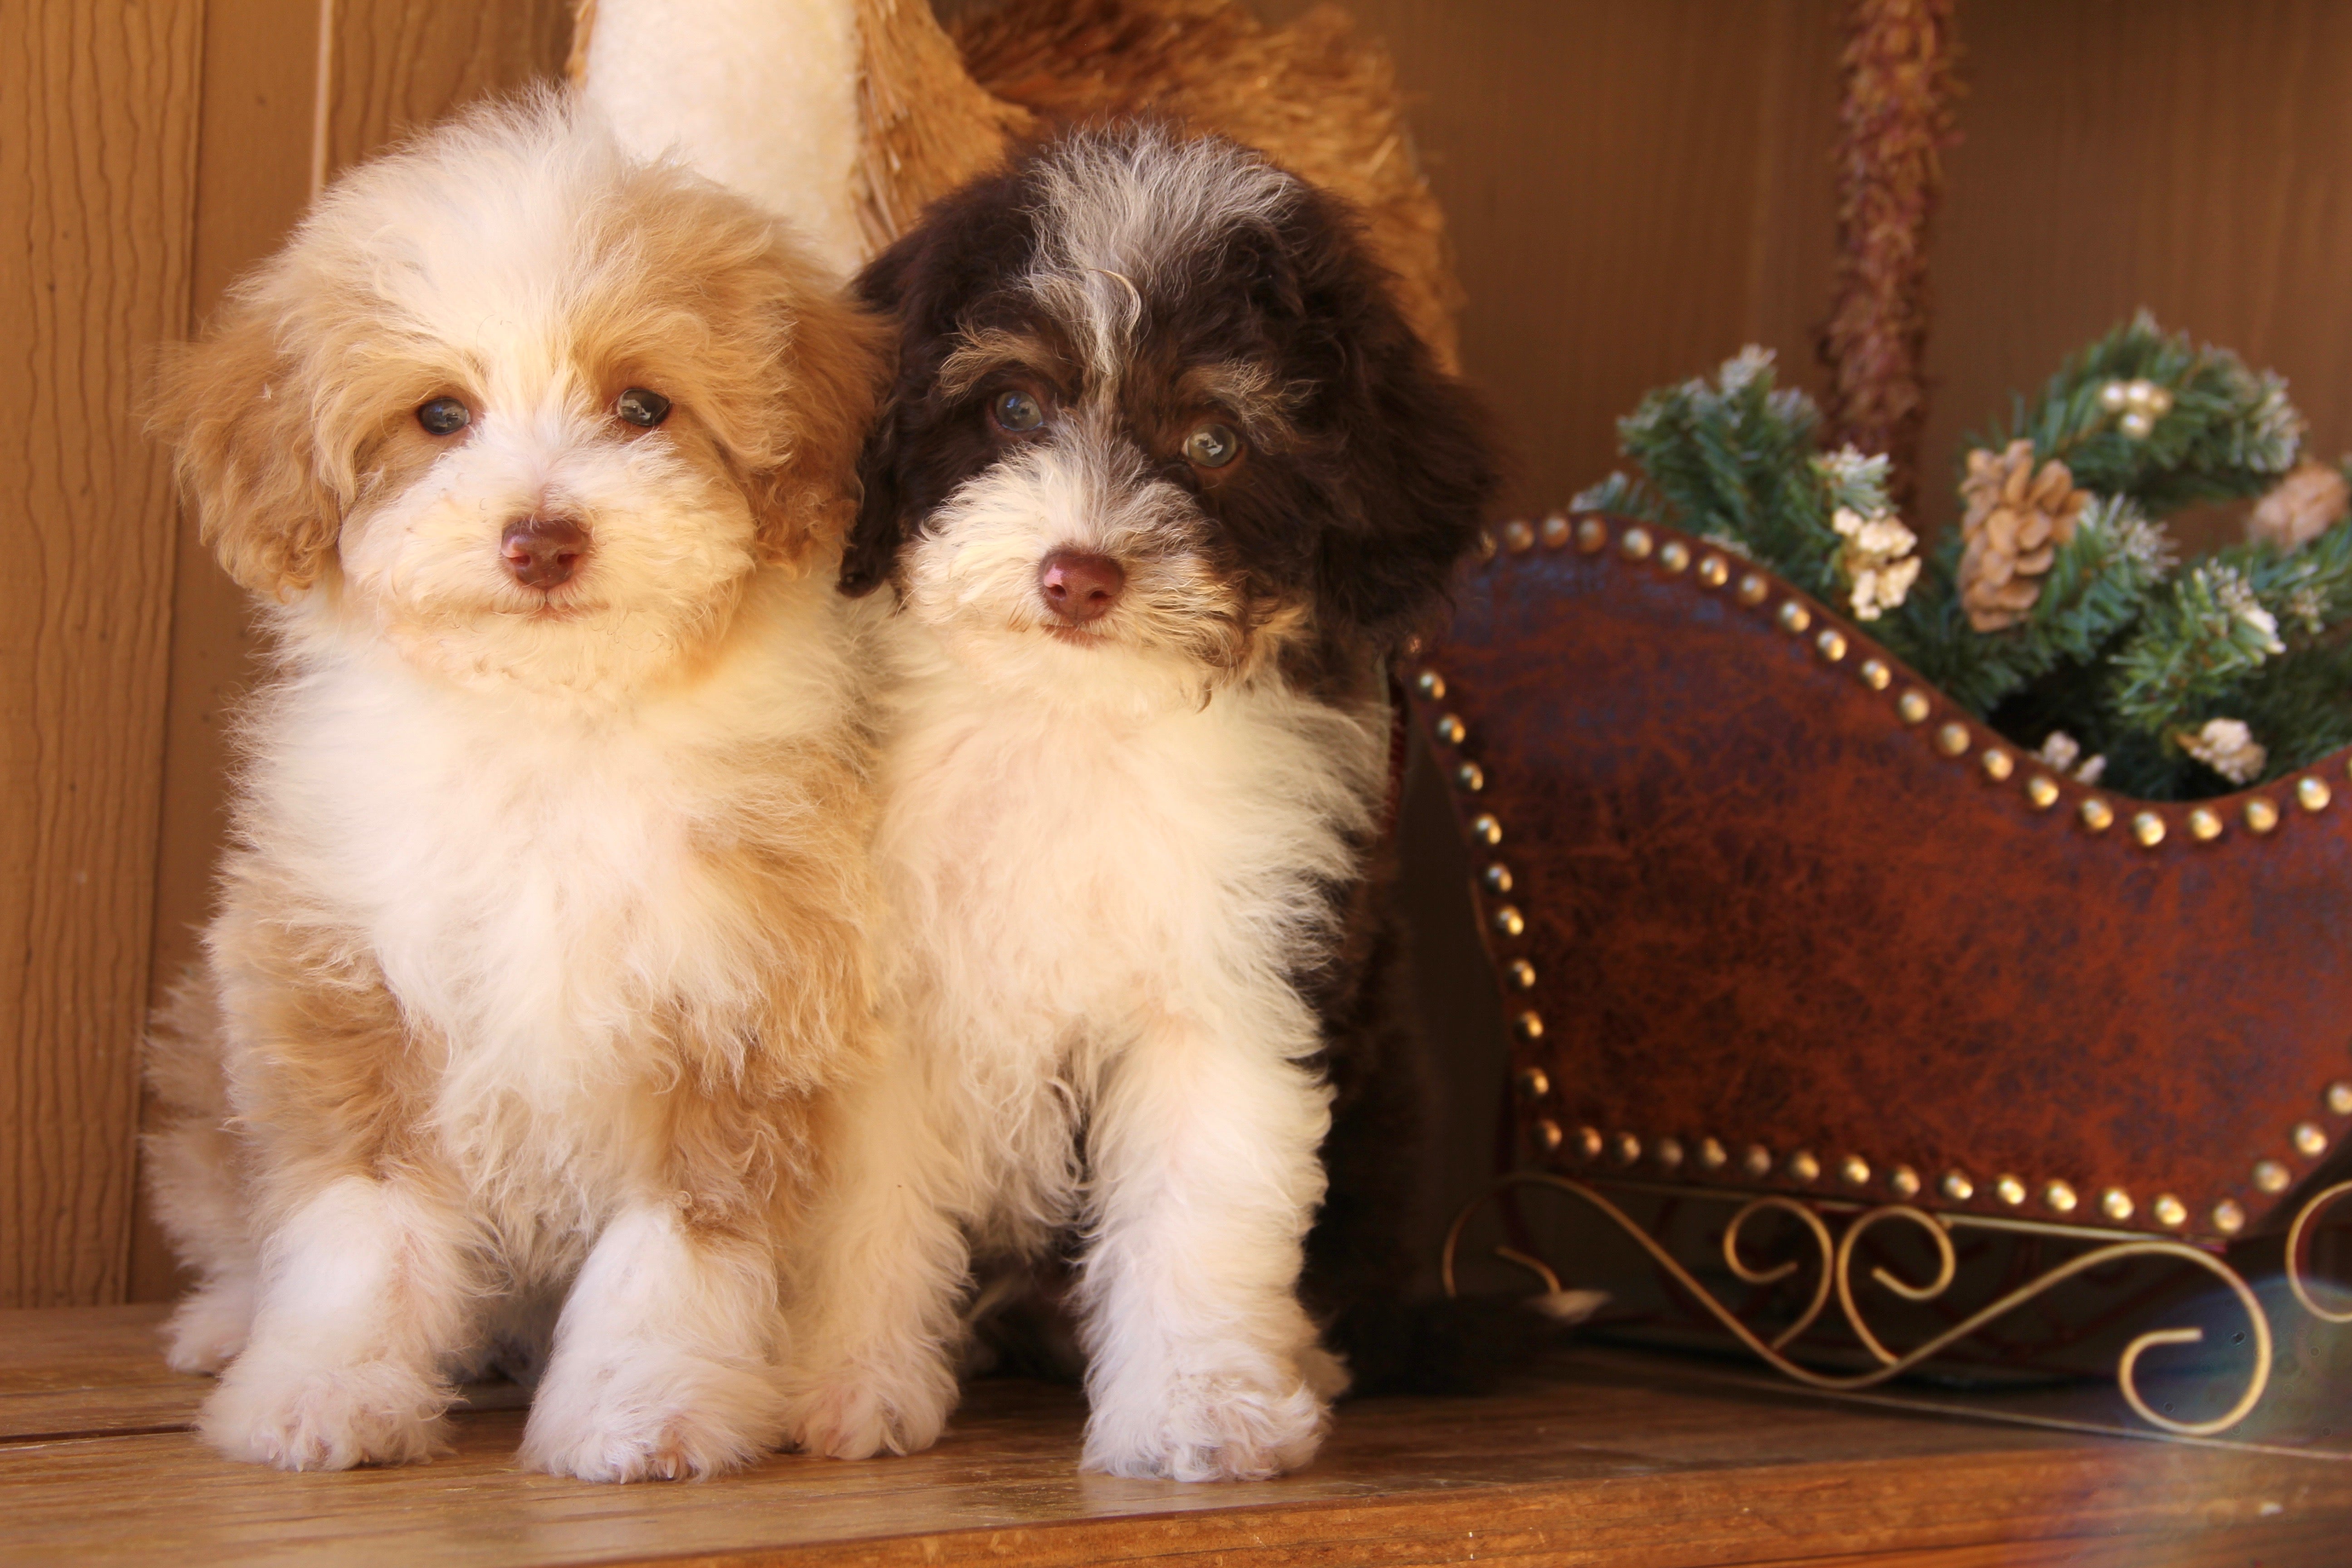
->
<box><xmin>878</xmin><ymin>621</ymin><xmax>1386</xmax><ymax>1081</ymax></box>
<box><xmin>245</xmin><ymin>585</ymin><xmax>855</xmax><ymax>1194</ymax></box>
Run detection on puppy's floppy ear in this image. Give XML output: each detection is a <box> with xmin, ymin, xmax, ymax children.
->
<box><xmin>740</xmin><ymin>274</ymin><xmax>894</xmax><ymax>573</ymax></box>
<box><xmin>152</xmin><ymin>303</ymin><xmax>340</xmax><ymax>601</ymax></box>
<box><xmin>836</xmin><ymin>235</ymin><xmax>926</xmax><ymax>599</ymax></box>
<box><xmin>1295</xmin><ymin>194</ymin><xmax>1501</xmax><ymax>656</ymax></box>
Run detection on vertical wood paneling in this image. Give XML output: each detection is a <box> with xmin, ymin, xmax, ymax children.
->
<box><xmin>323</xmin><ymin>0</ymin><xmax>573</xmax><ymax>177</ymax></box>
<box><xmin>0</xmin><ymin>0</ymin><xmax>205</xmax><ymax>1306</ymax></box>
<box><xmin>1925</xmin><ymin>0</ymin><xmax>2352</xmax><ymax>545</ymax></box>
<box><xmin>130</xmin><ymin>0</ymin><xmax>325</xmax><ymax>1306</ymax></box>
<box><xmin>129</xmin><ymin>0</ymin><xmax>573</xmax><ymax>1301</ymax></box>
<box><xmin>1259</xmin><ymin>0</ymin><xmax>1844</xmax><ymax>516</ymax></box>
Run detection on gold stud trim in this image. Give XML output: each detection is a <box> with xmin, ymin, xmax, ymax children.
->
<box><xmin>1533</xmin><ymin>1118</ymin><xmax>1563</xmax><ymax>1153</ymax></box>
<box><xmin>1858</xmin><ymin>658</ymin><xmax>1891</xmax><ymax>691</ymax></box>
<box><xmin>1816</xmin><ymin>629</ymin><xmax>1848</xmax><ymax>663</ymax></box>
<box><xmin>1469</xmin><ymin>813</ymin><xmax>1501</xmax><ymax>847</ymax></box>
<box><xmin>1888</xmin><ymin>1165</ymin><xmax>1921</xmax><ymax>1200</ymax></box>
<box><xmin>1941</xmin><ymin>1170</ymin><xmax>1975</xmax><ymax>1202</ymax></box>
<box><xmin>1415</xmin><ymin>670</ymin><xmax>1446</xmax><ymax>700</ymax></box>
<box><xmin>2328</xmin><ymin>1081</ymin><xmax>2352</xmax><ymax>1116</ymax></box>
<box><xmin>1515</xmin><ymin>1065</ymin><xmax>1550</xmax><ymax>1099</ymax></box>
<box><xmin>1481</xmin><ymin>863</ymin><xmax>1513</xmax><ymax>894</ymax></box>
<box><xmin>2188</xmin><ymin>807</ymin><xmax>2222</xmax><ymax>842</ymax></box>
<box><xmin>1934</xmin><ymin>722</ymin><xmax>1970</xmax><ymax>757</ymax></box>
<box><xmin>1654</xmin><ymin>1136</ymin><xmax>1686</xmax><ymax>1171</ymax></box>
<box><xmin>1658</xmin><ymin>540</ymin><xmax>1690</xmax><ymax>574</ymax></box>
<box><xmin>1897</xmin><ymin>690</ymin><xmax>1931</xmax><ymax>725</ymax></box>
<box><xmin>1456</xmin><ymin>762</ymin><xmax>1485</xmax><ymax>792</ymax></box>
<box><xmin>1513</xmin><ymin>1010</ymin><xmax>1545</xmax><ymax>1042</ymax></box>
<box><xmin>2246</xmin><ymin>797</ymin><xmax>2280</xmax><ymax>833</ymax></box>
<box><xmin>2025</xmin><ymin>775</ymin><xmax>2060</xmax><ymax>809</ymax></box>
<box><xmin>1778</xmin><ymin>601</ymin><xmax>1813</xmax><ymax>634</ymax></box>
<box><xmin>1433</xmin><ymin>713</ymin><xmax>1466</xmax><ymax>745</ymax></box>
<box><xmin>1621</xmin><ymin>527</ymin><xmax>1654</xmax><ymax>561</ymax></box>
<box><xmin>1787</xmin><ymin>1150</ymin><xmax>1821</xmax><ymax>1184</ymax></box>
<box><xmin>1476</xmin><ymin>529</ymin><xmax>1497</xmax><ymax>563</ymax></box>
<box><xmin>1697</xmin><ymin>554</ymin><xmax>1730</xmax><ymax>588</ymax></box>
<box><xmin>2100</xmin><ymin>1187</ymin><xmax>2134</xmax><ymax>1222</ymax></box>
<box><xmin>2214</xmin><ymin>1199</ymin><xmax>2247</xmax><ymax>1235</ymax></box>
<box><xmin>2293</xmin><ymin>1120</ymin><xmax>2327</xmax><ymax>1157</ymax></box>
<box><xmin>2043</xmin><ymin>1180</ymin><xmax>2079</xmax><ymax>1215</ymax></box>
<box><xmin>2254</xmin><ymin>1158</ymin><xmax>2292</xmax><ymax>1194</ymax></box>
<box><xmin>1540</xmin><ymin>513</ymin><xmax>1572</xmax><ymax>549</ymax></box>
<box><xmin>1501</xmin><ymin>518</ymin><xmax>1536</xmax><ymax>553</ymax></box>
<box><xmin>1697</xmin><ymin>1137</ymin><xmax>1728</xmax><ymax>1171</ymax></box>
<box><xmin>2152</xmin><ymin>1194</ymin><xmax>2188</xmax><ymax>1228</ymax></box>
<box><xmin>2132</xmin><ymin>811</ymin><xmax>2166</xmax><ymax>848</ymax></box>
<box><xmin>1981</xmin><ymin>748</ymin><xmax>2014</xmax><ymax>782</ymax></box>
<box><xmin>1742</xmin><ymin>1144</ymin><xmax>1773</xmax><ymax>1178</ymax></box>
<box><xmin>1611</xmin><ymin>1131</ymin><xmax>1642</xmax><ymax>1165</ymax></box>
<box><xmin>1506</xmin><ymin>958</ymin><xmax>1537</xmax><ymax>990</ymax></box>
<box><xmin>1572</xmin><ymin>1125</ymin><xmax>1604</xmax><ymax>1161</ymax></box>
<box><xmin>2081</xmin><ymin>797</ymin><xmax>2115</xmax><ymax>833</ymax></box>
<box><xmin>1491</xmin><ymin>904</ymin><xmax>1524</xmax><ymax>938</ymax></box>
<box><xmin>1838</xmin><ymin>1154</ymin><xmax>1871</xmax><ymax>1187</ymax></box>
<box><xmin>1736</xmin><ymin>573</ymin><xmax>1770</xmax><ymax>606</ymax></box>
<box><xmin>1575</xmin><ymin>517</ymin><xmax>1608</xmax><ymax>553</ymax></box>
<box><xmin>1994</xmin><ymin>1174</ymin><xmax>2028</xmax><ymax>1207</ymax></box>
<box><xmin>2301</xmin><ymin>776</ymin><xmax>2333</xmax><ymax>812</ymax></box>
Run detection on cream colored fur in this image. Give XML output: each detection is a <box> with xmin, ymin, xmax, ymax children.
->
<box><xmin>145</xmin><ymin>94</ymin><xmax>884</xmax><ymax>1481</ymax></box>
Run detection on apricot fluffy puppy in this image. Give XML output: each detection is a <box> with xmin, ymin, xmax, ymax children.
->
<box><xmin>143</xmin><ymin>94</ymin><xmax>883</xmax><ymax>1480</ymax></box>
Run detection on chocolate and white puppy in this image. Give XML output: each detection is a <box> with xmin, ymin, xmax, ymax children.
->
<box><xmin>787</xmin><ymin>125</ymin><xmax>1496</xmax><ymax>1481</ymax></box>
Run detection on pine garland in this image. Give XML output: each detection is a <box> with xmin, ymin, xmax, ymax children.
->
<box><xmin>1578</xmin><ymin>318</ymin><xmax>2350</xmax><ymax>801</ymax></box>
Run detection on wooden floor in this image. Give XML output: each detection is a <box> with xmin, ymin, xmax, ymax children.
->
<box><xmin>3</xmin><ymin>1305</ymin><xmax>2347</xmax><ymax>1567</ymax></box>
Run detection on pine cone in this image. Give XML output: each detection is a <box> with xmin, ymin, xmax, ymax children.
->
<box><xmin>2247</xmin><ymin>461</ymin><xmax>2349</xmax><ymax>551</ymax></box>
<box><xmin>1957</xmin><ymin>439</ymin><xmax>2090</xmax><ymax>631</ymax></box>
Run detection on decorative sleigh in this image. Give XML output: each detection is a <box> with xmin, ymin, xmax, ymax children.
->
<box><xmin>1415</xmin><ymin>513</ymin><xmax>2352</xmax><ymax>1439</ymax></box>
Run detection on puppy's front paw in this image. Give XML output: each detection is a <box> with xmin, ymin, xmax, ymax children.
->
<box><xmin>520</xmin><ymin>1349</ymin><xmax>782</xmax><ymax>1482</ymax></box>
<box><xmin>200</xmin><ymin>1351</ymin><xmax>451</xmax><ymax>1470</ymax></box>
<box><xmin>163</xmin><ymin>1278</ymin><xmax>255</xmax><ymax>1374</ymax></box>
<box><xmin>1083</xmin><ymin>1361</ymin><xmax>1328</xmax><ymax>1482</ymax></box>
<box><xmin>784</xmin><ymin>1356</ymin><xmax>957</xmax><ymax>1460</ymax></box>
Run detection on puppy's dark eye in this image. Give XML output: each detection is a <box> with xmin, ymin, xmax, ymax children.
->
<box><xmin>992</xmin><ymin>389</ymin><xmax>1045</xmax><ymax>433</ymax></box>
<box><xmin>617</xmin><ymin>387</ymin><xmax>671</xmax><ymax>428</ymax></box>
<box><xmin>1183</xmin><ymin>422</ymin><xmax>1241</xmax><ymax>470</ymax></box>
<box><xmin>416</xmin><ymin>397</ymin><xmax>471</xmax><ymax>436</ymax></box>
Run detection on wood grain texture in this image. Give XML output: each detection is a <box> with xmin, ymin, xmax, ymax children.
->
<box><xmin>4</xmin><ymin>1307</ymin><xmax>2347</xmax><ymax>1568</ymax></box>
<box><xmin>0</xmin><ymin>0</ymin><xmax>205</xmax><ymax>1308</ymax></box>
<box><xmin>132</xmin><ymin>0</ymin><xmax>326</xmax><ymax>1309</ymax></box>
<box><xmin>1254</xmin><ymin>0</ymin><xmax>1845</xmax><ymax>519</ymax></box>
<box><xmin>1924</xmin><ymin>1</ymin><xmax>2352</xmax><ymax>548</ymax></box>
<box><xmin>321</xmin><ymin>0</ymin><xmax>573</xmax><ymax>178</ymax></box>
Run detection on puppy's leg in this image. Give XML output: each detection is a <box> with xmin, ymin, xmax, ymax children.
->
<box><xmin>1077</xmin><ymin>1013</ymin><xmax>1335</xmax><ymax>1482</ymax></box>
<box><xmin>144</xmin><ymin>974</ymin><xmax>260</xmax><ymax>1373</ymax></box>
<box><xmin>783</xmin><ymin>1060</ymin><xmax>970</xmax><ymax>1460</ymax></box>
<box><xmin>201</xmin><ymin>1173</ymin><xmax>473</xmax><ymax>1469</ymax></box>
<box><xmin>519</xmin><ymin>1202</ymin><xmax>790</xmax><ymax>1482</ymax></box>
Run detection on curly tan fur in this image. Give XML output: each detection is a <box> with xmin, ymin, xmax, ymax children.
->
<box><xmin>143</xmin><ymin>93</ymin><xmax>888</xmax><ymax>1482</ymax></box>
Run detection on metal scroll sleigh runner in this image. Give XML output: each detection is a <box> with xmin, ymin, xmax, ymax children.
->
<box><xmin>1443</xmin><ymin>1172</ymin><xmax>2352</xmax><ymax>1444</ymax></box>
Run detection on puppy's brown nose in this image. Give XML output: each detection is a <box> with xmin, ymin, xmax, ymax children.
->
<box><xmin>501</xmin><ymin>515</ymin><xmax>588</xmax><ymax>590</ymax></box>
<box><xmin>1039</xmin><ymin>550</ymin><xmax>1125</xmax><ymax>624</ymax></box>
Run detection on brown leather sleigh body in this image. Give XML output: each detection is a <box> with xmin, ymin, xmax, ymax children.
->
<box><xmin>1409</xmin><ymin>513</ymin><xmax>2352</xmax><ymax>1247</ymax></box>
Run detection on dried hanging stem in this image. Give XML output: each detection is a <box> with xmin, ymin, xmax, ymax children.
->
<box><xmin>1818</xmin><ymin>0</ymin><xmax>1960</xmax><ymax>512</ymax></box>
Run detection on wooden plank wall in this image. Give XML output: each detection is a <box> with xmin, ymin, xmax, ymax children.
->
<box><xmin>0</xmin><ymin>0</ymin><xmax>205</xmax><ymax>1309</ymax></box>
<box><xmin>6</xmin><ymin>0</ymin><xmax>2351</xmax><ymax>1305</ymax></box>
